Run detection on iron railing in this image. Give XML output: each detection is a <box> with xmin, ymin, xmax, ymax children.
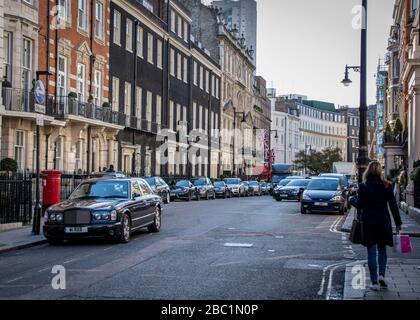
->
<box><xmin>2</xmin><ymin>87</ymin><xmax>37</xmax><ymax>113</ymax></box>
<box><xmin>0</xmin><ymin>172</ymin><xmax>32</xmax><ymax>224</ymax></box>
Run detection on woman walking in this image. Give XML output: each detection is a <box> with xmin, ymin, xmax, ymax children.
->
<box><xmin>353</xmin><ymin>161</ymin><xmax>403</xmax><ymax>291</ymax></box>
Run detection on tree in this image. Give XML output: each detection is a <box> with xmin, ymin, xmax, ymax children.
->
<box><xmin>0</xmin><ymin>158</ymin><xmax>18</xmax><ymax>172</ymax></box>
<box><xmin>294</xmin><ymin>147</ymin><xmax>343</xmax><ymax>175</ymax></box>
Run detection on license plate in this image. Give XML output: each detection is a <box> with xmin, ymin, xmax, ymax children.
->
<box><xmin>280</xmin><ymin>194</ymin><xmax>288</xmax><ymax>198</ymax></box>
<box><xmin>65</xmin><ymin>227</ymin><xmax>88</xmax><ymax>233</ymax></box>
<box><xmin>314</xmin><ymin>202</ymin><xmax>328</xmax><ymax>207</ymax></box>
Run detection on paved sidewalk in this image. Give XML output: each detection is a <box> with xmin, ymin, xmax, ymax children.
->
<box><xmin>342</xmin><ymin>207</ymin><xmax>420</xmax><ymax>237</ymax></box>
<box><xmin>0</xmin><ymin>225</ymin><xmax>46</xmax><ymax>254</ymax></box>
<box><xmin>344</xmin><ymin>259</ymin><xmax>420</xmax><ymax>300</ymax></box>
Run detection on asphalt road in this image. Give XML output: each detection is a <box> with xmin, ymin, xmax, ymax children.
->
<box><xmin>0</xmin><ymin>195</ymin><xmax>409</xmax><ymax>300</ymax></box>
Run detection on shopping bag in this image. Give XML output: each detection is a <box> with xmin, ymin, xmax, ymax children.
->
<box><xmin>349</xmin><ymin>218</ymin><xmax>364</xmax><ymax>244</ymax></box>
<box><xmin>393</xmin><ymin>234</ymin><xmax>413</xmax><ymax>254</ymax></box>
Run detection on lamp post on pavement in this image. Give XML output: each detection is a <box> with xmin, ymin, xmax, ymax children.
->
<box><xmin>268</xmin><ymin>130</ymin><xmax>278</xmax><ymax>182</ymax></box>
<box><xmin>341</xmin><ymin>0</ymin><xmax>369</xmax><ymax>183</ymax></box>
<box><xmin>232</xmin><ymin>110</ymin><xmax>246</xmax><ymax>177</ymax></box>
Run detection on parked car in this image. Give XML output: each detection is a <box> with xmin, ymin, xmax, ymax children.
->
<box><xmin>260</xmin><ymin>181</ymin><xmax>268</xmax><ymax>195</ymax></box>
<box><xmin>143</xmin><ymin>177</ymin><xmax>171</xmax><ymax>204</ymax></box>
<box><xmin>193</xmin><ymin>177</ymin><xmax>216</xmax><ymax>200</ymax></box>
<box><xmin>267</xmin><ymin>183</ymin><xmax>273</xmax><ymax>195</ymax></box>
<box><xmin>43</xmin><ymin>178</ymin><xmax>162</xmax><ymax>244</ymax></box>
<box><xmin>242</xmin><ymin>181</ymin><xmax>250</xmax><ymax>197</ymax></box>
<box><xmin>213</xmin><ymin>181</ymin><xmax>231</xmax><ymax>198</ymax></box>
<box><xmin>272</xmin><ymin>179</ymin><xmax>292</xmax><ymax>198</ymax></box>
<box><xmin>319</xmin><ymin>173</ymin><xmax>350</xmax><ymax>209</ymax></box>
<box><xmin>301</xmin><ymin>177</ymin><xmax>346</xmax><ymax>215</ymax></box>
<box><xmin>274</xmin><ymin>179</ymin><xmax>310</xmax><ymax>202</ymax></box>
<box><xmin>170</xmin><ymin>180</ymin><xmax>199</xmax><ymax>201</ymax></box>
<box><xmin>90</xmin><ymin>172</ymin><xmax>126</xmax><ymax>179</ymax></box>
<box><xmin>248</xmin><ymin>181</ymin><xmax>262</xmax><ymax>196</ymax></box>
<box><xmin>224</xmin><ymin>178</ymin><xmax>245</xmax><ymax>197</ymax></box>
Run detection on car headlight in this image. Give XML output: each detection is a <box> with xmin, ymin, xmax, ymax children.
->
<box><xmin>55</xmin><ymin>213</ymin><xmax>63</xmax><ymax>222</ymax></box>
<box><xmin>291</xmin><ymin>189</ymin><xmax>299</xmax><ymax>194</ymax></box>
<box><xmin>302</xmin><ymin>194</ymin><xmax>312</xmax><ymax>200</ymax></box>
<box><xmin>93</xmin><ymin>210</ymin><xmax>115</xmax><ymax>221</ymax></box>
<box><xmin>331</xmin><ymin>196</ymin><xmax>343</xmax><ymax>202</ymax></box>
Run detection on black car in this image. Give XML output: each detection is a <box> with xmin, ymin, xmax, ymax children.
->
<box><xmin>170</xmin><ymin>180</ymin><xmax>199</xmax><ymax>201</ymax></box>
<box><xmin>213</xmin><ymin>181</ymin><xmax>231</xmax><ymax>198</ymax></box>
<box><xmin>272</xmin><ymin>179</ymin><xmax>292</xmax><ymax>198</ymax></box>
<box><xmin>248</xmin><ymin>181</ymin><xmax>262</xmax><ymax>196</ymax></box>
<box><xmin>193</xmin><ymin>177</ymin><xmax>216</xmax><ymax>200</ymax></box>
<box><xmin>301</xmin><ymin>177</ymin><xmax>346</xmax><ymax>215</ymax></box>
<box><xmin>143</xmin><ymin>177</ymin><xmax>171</xmax><ymax>204</ymax></box>
<box><xmin>43</xmin><ymin>178</ymin><xmax>162</xmax><ymax>244</ymax></box>
<box><xmin>319</xmin><ymin>173</ymin><xmax>350</xmax><ymax>209</ymax></box>
<box><xmin>90</xmin><ymin>172</ymin><xmax>126</xmax><ymax>178</ymax></box>
<box><xmin>274</xmin><ymin>179</ymin><xmax>310</xmax><ymax>202</ymax></box>
<box><xmin>260</xmin><ymin>181</ymin><xmax>268</xmax><ymax>195</ymax></box>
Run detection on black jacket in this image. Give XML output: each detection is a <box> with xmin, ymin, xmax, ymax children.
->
<box><xmin>355</xmin><ymin>176</ymin><xmax>402</xmax><ymax>247</ymax></box>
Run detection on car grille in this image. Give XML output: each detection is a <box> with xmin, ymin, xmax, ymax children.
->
<box><xmin>63</xmin><ymin>210</ymin><xmax>91</xmax><ymax>225</ymax></box>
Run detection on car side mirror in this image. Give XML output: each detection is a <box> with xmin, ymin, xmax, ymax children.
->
<box><xmin>132</xmin><ymin>192</ymin><xmax>141</xmax><ymax>200</ymax></box>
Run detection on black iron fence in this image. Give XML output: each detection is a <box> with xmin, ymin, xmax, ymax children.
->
<box><xmin>60</xmin><ymin>173</ymin><xmax>89</xmax><ymax>201</ymax></box>
<box><xmin>0</xmin><ymin>172</ymin><xmax>32</xmax><ymax>224</ymax></box>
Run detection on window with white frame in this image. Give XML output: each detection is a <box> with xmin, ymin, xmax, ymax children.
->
<box><xmin>58</xmin><ymin>0</ymin><xmax>70</xmax><ymax>22</ymax></box>
<box><xmin>14</xmin><ymin>131</ymin><xmax>25</xmax><ymax>171</ymax></box>
<box><xmin>147</xmin><ymin>33</ymin><xmax>154</xmax><ymax>64</ymax></box>
<box><xmin>211</xmin><ymin>75</ymin><xmax>215</xmax><ymax>96</ymax></box>
<box><xmin>193</xmin><ymin>102</ymin><xmax>197</xmax><ymax>129</ymax></box>
<box><xmin>126</xmin><ymin>19</ymin><xmax>133</xmax><ymax>51</ymax></box>
<box><xmin>135</xmin><ymin>86</ymin><xmax>142</xmax><ymax>118</ymax></box>
<box><xmin>215</xmin><ymin>78</ymin><xmax>219</xmax><ymax>99</ymax></box>
<box><xmin>171</xmin><ymin>10</ymin><xmax>176</xmax><ymax>32</ymax></box>
<box><xmin>169</xmin><ymin>101</ymin><xmax>174</xmax><ymax>130</ymax></box>
<box><xmin>78</xmin><ymin>0</ymin><xmax>88</xmax><ymax>31</ymax></box>
<box><xmin>55</xmin><ymin>136</ymin><xmax>64</xmax><ymax>170</ymax></box>
<box><xmin>177</xmin><ymin>53</ymin><xmax>182</xmax><ymax>80</ymax></box>
<box><xmin>183</xmin><ymin>57</ymin><xmax>188</xmax><ymax>83</ymax></box>
<box><xmin>112</xmin><ymin>77</ymin><xmax>120</xmax><ymax>112</ymax></box>
<box><xmin>156</xmin><ymin>95</ymin><xmax>162</xmax><ymax>127</ymax></box>
<box><xmin>199</xmin><ymin>105</ymin><xmax>203</xmax><ymax>130</ymax></box>
<box><xmin>205</xmin><ymin>70</ymin><xmax>209</xmax><ymax>93</ymax></box>
<box><xmin>57</xmin><ymin>55</ymin><xmax>68</xmax><ymax>98</ymax></box>
<box><xmin>3</xmin><ymin>32</ymin><xmax>12</xmax><ymax>82</ymax></box>
<box><xmin>177</xmin><ymin>16</ymin><xmax>182</xmax><ymax>38</ymax></box>
<box><xmin>22</xmin><ymin>38</ymin><xmax>32</xmax><ymax>92</ymax></box>
<box><xmin>23</xmin><ymin>0</ymin><xmax>34</xmax><ymax>6</ymax></box>
<box><xmin>75</xmin><ymin>140</ymin><xmax>83</xmax><ymax>172</ymax></box>
<box><xmin>93</xmin><ymin>70</ymin><xmax>101</xmax><ymax>106</ymax></box>
<box><xmin>157</xmin><ymin>39</ymin><xmax>163</xmax><ymax>69</ymax></box>
<box><xmin>193</xmin><ymin>61</ymin><xmax>197</xmax><ymax>86</ymax></box>
<box><xmin>136</xmin><ymin>25</ymin><xmax>144</xmax><ymax>58</ymax></box>
<box><xmin>113</xmin><ymin>10</ymin><xmax>121</xmax><ymax>45</ymax></box>
<box><xmin>183</xmin><ymin>21</ymin><xmax>189</xmax><ymax>42</ymax></box>
<box><xmin>170</xmin><ymin>48</ymin><xmax>175</xmax><ymax>76</ymax></box>
<box><xmin>176</xmin><ymin>104</ymin><xmax>181</xmax><ymax>128</ymax></box>
<box><xmin>124</xmin><ymin>82</ymin><xmax>132</xmax><ymax>116</ymax></box>
<box><xmin>95</xmin><ymin>1</ymin><xmax>104</xmax><ymax>39</ymax></box>
<box><xmin>77</xmin><ymin>63</ymin><xmax>85</xmax><ymax>101</ymax></box>
<box><xmin>146</xmin><ymin>91</ymin><xmax>152</xmax><ymax>129</ymax></box>
<box><xmin>199</xmin><ymin>66</ymin><xmax>203</xmax><ymax>89</ymax></box>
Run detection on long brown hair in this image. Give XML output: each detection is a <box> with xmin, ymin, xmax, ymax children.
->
<box><xmin>363</xmin><ymin>160</ymin><xmax>390</xmax><ymax>188</ymax></box>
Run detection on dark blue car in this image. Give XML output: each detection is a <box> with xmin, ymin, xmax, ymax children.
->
<box><xmin>301</xmin><ymin>177</ymin><xmax>346</xmax><ymax>215</ymax></box>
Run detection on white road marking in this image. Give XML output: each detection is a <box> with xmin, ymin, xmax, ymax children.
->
<box><xmin>7</xmin><ymin>276</ymin><xmax>23</xmax><ymax>283</ymax></box>
<box><xmin>275</xmin><ymin>236</ymin><xmax>284</xmax><ymax>239</ymax></box>
<box><xmin>63</xmin><ymin>259</ymin><xmax>75</xmax><ymax>264</ymax></box>
<box><xmin>268</xmin><ymin>250</ymin><xmax>275</xmax><ymax>252</ymax></box>
<box><xmin>224</xmin><ymin>243</ymin><xmax>253</xmax><ymax>248</ymax></box>
<box><xmin>37</xmin><ymin>267</ymin><xmax>49</xmax><ymax>273</ymax></box>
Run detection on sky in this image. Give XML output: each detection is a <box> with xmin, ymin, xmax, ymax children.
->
<box><xmin>202</xmin><ymin>0</ymin><xmax>395</xmax><ymax>107</ymax></box>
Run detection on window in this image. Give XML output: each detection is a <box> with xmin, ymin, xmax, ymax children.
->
<box><xmin>176</xmin><ymin>104</ymin><xmax>181</xmax><ymax>127</ymax></box>
<box><xmin>23</xmin><ymin>0</ymin><xmax>34</xmax><ymax>6</ymax></box>
<box><xmin>170</xmin><ymin>48</ymin><xmax>175</xmax><ymax>76</ymax></box>
<box><xmin>136</xmin><ymin>26</ymin><xmax>143</xmax><ymax>58</ymax></box>
<box><xmin>211</xmin><ymin>75</ymin><xmax>215</xmax><ymax>96</ymax></box>
<box><xmin>22</xmin><ymin>38</ymin><xmax>32</xmax><ymax>92</ymax></box>
<box><xmin>413</xmin><ymin>0</ymin><xmax>418</xmax><ymax>17</ymax></box>
<box><xmin>93</xmin><ymin>70</ymin><xmax>101</xmax><ymax>106</ymax></box>
<box><xmin>75</xmin><ymin>140</ymin><xmax>83</xmax><ymax>172</ymax></box>
<box><xmin>157</xmin><ymin>39</ymin><xmax>163</xmax><ymax>69</ymax></box>
<box><xmin>177</xmin><ymin>16</ymin><xmax>182</xmax><ymax>38</ymax></box>
<box><xmin>112</xmin><ymin>77</ymin><xmax>120</xmax><ymax>112</ymax></box>
<box><xmin>183</xmin><ymin>57</ymin><xmax>188</xmax><ymax>83</ymax></box>
<box><xmin>136</xmin><ymin>86</ymin><xmax>142</xmax><ymax>118</ymax></box>
<box><xmin>58</xmin><ymin>0</ymin><xmax>70</xmax><ymax>22</ymax></box>
<box><xmin>126</xmin><ymin>19</ymin><xmax>133</xmax><ymax>51</ymax></box>
<box><xmin>205</xmin><ymin>70</ymin><xmax>209</xmax><ymax>92</ymax></box>
<box><xmin>57</xmin><ymin>56</ymin><xmax>68</xmax><ymax>98</ymax></box>
<box><xmin>215</xmin><ymin>78</ymin><xmax>219</xmax><ymax>99</ymax></box>
<box><xmin>146</xmin><ymin>91</ymin><xmax>152</xmax><ymax>130</ymax></box>
<box><xmin>113</xmin><ymin>11</ymin><xmax>121</xmax><ymax>45</ymax></box>
<box><xmin>199</xmin><ymin>66</ymin><xmax>204</xmax><ymax>89</ymax></box>
<box><xmin>14</xmin><ymin>131</ymin><xmax>25</xmax><ymax>171</ymax></box>
<box><xmin>169</xmin><ymin>101</ymin><xmax>174</xmax><ymax>130</ymax></box>
<box><xmin>193</xmin><ymin>102</ymin><xmax>197</xmax><ymax>129</ymax></box>
<box><xmin>171</xmin><ymin>10</ymin><xmax>176</xmax><ymax>32</ymax></box>
<box><xmin>193</xmin><ymin>61</ymin><xmax>198</xmax><ymax>86</ymax></box>
<box><xmin>77</xmin><ymin>63</ymin><xmax>85</xmax><ymax>101</ymax></box>
<box><xmin>156</xmin><ymin>95</ymin><xmax>162</xmax><ymax>126</ymax></box>
<box><xmin>177</xmin><ymin>53</ymin><xmax>182</xmax><ymax>80</ymax></box>
<box><xmin>3</xmin><ymin>32</ymin><xmax>12</xmax><ymax>82</ymax></box>
<box><xmin>95</xmin><ymin>2</ymin><xmax>104</xmax><ymax>39</ymax></box>
<box><xmin>78</xmin><ymin>0</ymin><xmax>87</xmax><ymax>31</ymax></box>
<box><xmin>124</xmin><ymin>82</ymin><xmax>131</xmax><ymax>116</ymax></box>
<box><xmin>199</xmin><ymin>105</ymin><xmax>203</xmax><ymax>129</ymax></box>
<box><xmin>55</xmin><ymin>136</ymin><xmax>64</xmax><ymax>171</ymax></box>
<box><xmin>183</xmin><ymin>21</ymin><xmax>189</xmax><ymax>42</ymax></box>
<box><xmin>147</xmin><ymin>33</ymin><xmax>154</xmax><ymax>64</ymax></box>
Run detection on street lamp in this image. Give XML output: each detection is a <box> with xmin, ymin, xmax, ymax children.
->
<box><xmin>32</xmin><ymin>70</ymin><xmax>52</xmax><ymax>235</ymax></box>
<box><xmin>268</xmin><ymin>129</ymin><xmax>278</xmax><ymax>182</ymax></box>
<box><xmin>232</xmin><ymin>110</ymin><xmax>246</xmax><ymax>177</ymax></box>
<box><xmin>341</xmin><ymin>0</ymin><xmax>369</xmax><ymax>183</ymax></box>
<box><xmin>304</xmin><ymin>144</ymin><xmax>312</xmax><ymax>176</ymax></box>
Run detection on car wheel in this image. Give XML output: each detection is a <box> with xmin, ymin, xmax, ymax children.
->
<box><xmin>196</xmin><ymin>193</ymin><xmax>201</xmax><ymax>201</ymax></box>
<box><xmin>117</xmin><ymin>213</ymin><xmax>131</xmax><ymax>243</ymax></box>
<box><xmin>301</xmin><ymin>208</ymin><xmax>307</xmax><ymax>214</ymax></box>
<box><xmin>339</xmin><ymin>206</ymin><xmax>345</xmax><ymax>216</ymax></box>
<box><xmin>206</xmin><ymin>192</ymin><xmax>209</xmax><ymax>200</ymax></box>
<box><xmin>47</xmin><ymin>238</ymin><xmax>63</xmax><ymax>245</ymax></box>
<box><xmin>275</xmin><ymin>196</ymin><xmax>282</xmax><ymax>202</ymax></box>
<box><xmin>165</xmin><ymin>192</ymin><xmax>170</xmax><ymax>204</ymax></box>
<box><xmin>148</xmin><ymin>206</ymin><xmax>161</xmax><ymax>233</ymax></box>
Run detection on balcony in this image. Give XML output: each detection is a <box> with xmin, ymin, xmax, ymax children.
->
<box><xmin>46</xmin><ymin>96</ymin><xmax>125</xmax><ymax>128</ymax></box>
<box><xmin>123</xmin><ymin>115</ymin><xmax>160</xmax><ymax>134</ymax></box>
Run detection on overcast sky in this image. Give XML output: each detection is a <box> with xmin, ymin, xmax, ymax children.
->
<box><xmin>202</xmin><ymin>0</ymin><xmax>395</xmax><ymax>107</ymax></box>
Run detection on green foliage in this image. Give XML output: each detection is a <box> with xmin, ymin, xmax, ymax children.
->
<box><xmin>102</xmin><ymin>102</ymin><xmax>111</xmax><ymax>108</ymax></box>
<box><xmin>68</xmin><ymin>92</ymin><xmax>78</xmax><ymax>99</ymax></box>
<box><xmin>294</xmin><ymin>147</ymin><xmax>343</xmax><ymax>175</ymax></box>
<box><xmin>0</xmin><ymin>158</ymin><xmax>18</xmax><ymax>172</ymax></box>
<box><xmin>394</xmin><ymin>118</ymin><xmax>403</xmax><ymax>132</ymax></box>
<box><xmin>2</xmin><ymin>79</ymin><xmax>12</xmax><ymax>88</ymax></box>
<box><xmin>385</xmin><ymin>123</ymin><xmax>392</xmax><ymax>133</ymax></box>
<box><xmin>411</xmin><ymin>167</ymin><xmax>420</xmax><ymax>182</ymax></box>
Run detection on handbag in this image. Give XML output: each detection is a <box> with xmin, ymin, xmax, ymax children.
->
<box><xmin>349</xmin><ymin>209</ymin><xmax>364</xmax><ymax>244</ymax></box>
<box><xmin>393</xmin><ymin>234</ymin><xmax>413</xmax><ymax>254</ymax></box>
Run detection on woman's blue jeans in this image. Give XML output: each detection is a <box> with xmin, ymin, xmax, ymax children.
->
<box><xmin>367</xmin><ymin>244</ymin><xmax>387</xmax><ymax>284</ymax></box>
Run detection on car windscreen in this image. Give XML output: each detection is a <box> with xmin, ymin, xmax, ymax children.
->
<box><xmin>287</xmin><ymin>180</ymin><xmax>310</xmax><ymax>187</ymax></box>
<box><xmin>225</xmin><ymin>178</ymin><xmax>239</xmax><ymax>185</ymax></box>
<box><xmin>214</xmin><ymin>182</ymin><xmax>225</xmax><ymax>187</ymax></box>
<box><xmin>279</xmin><ymin>179</ymin><xmax>291</xmax><ymax>186</ymax></box>
<box><xmin>193</xmin><ymin>179</ymin><xmax>206</xmax><ymax>186</ymax></box>
<box><xmin>249</xmin><ymin>181</ymin><xmax>259</xmax><ymax>186</ymax></box>
<box><xmin>307</xmin><ymin>179</ymin><xmax>339</xmax><ymax>191</ymax></box>
<box><xmin>69</xmin><ymin>181</ymin><xmax>129</xmax><ymax>199</ymax></box>
<box><xmin>321</xmin><ymin>175</ymin><xmax>347</xmax><ymax>186</ymax></box>
<box><xmin>176</xmin><ymin>180</ymin><xmax>190</xmax><ymax>187</ymax></box>
<box><xmin>144</xmin><ymin>178</ymin><xmax>156</xmax><ymax>186</ymax></box>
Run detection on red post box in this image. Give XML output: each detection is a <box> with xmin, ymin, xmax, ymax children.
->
<box><xmin>42</xmin><ymin>170</ymin><xmax>62</xmax><ymax>208</ymax></box>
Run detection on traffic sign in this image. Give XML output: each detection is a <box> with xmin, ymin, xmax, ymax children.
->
<box><xmin>34</xmin><ymin>80</ymin><xmax>46</xmax><ymax>105</ymax></box>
